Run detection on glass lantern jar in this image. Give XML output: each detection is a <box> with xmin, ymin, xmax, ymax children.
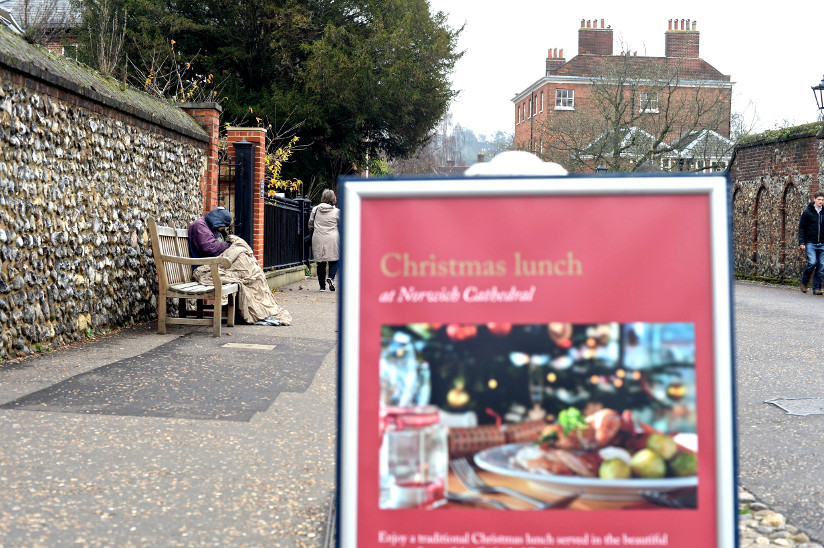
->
<box><xmin>379</xmin><ymin>405</ymin><xmax>447</xmax><ymax>509</ymax></box>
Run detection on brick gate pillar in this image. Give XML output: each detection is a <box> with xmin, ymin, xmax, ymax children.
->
<box><xmin>226</xmin><ymin>127</ymin><xmax>266</xmax><ymax>267</ymax></box>
<box><xmin>180</xmin><ymin>102</ymin><xmax>222</xmax><ymax>215</ymax></box>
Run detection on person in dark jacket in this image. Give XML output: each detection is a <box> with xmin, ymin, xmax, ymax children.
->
<box><xmin>798</xmin><ymin>191</ymin><xmax>824</xmax><ymax>294</ymax></box>
<box><xmin>188</xmin><ymin>207</ymin><xmax>232</xmax><ymax>259</ymax></box>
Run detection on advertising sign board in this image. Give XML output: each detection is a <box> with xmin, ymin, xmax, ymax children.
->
<box><xmin>337</xmin><ymin>174</ymin><xmax>735</xmax><ymax>548</ymax></box>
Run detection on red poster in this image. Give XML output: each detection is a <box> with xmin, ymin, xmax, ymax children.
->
<box><xmin>337</xmin><ymin>176</ymin><xmax>735</xmax><ymax>548</ymax></box>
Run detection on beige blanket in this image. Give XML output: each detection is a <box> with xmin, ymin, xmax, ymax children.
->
<box><xmin>193</xmin><ymin>236</ymin><xmax>292</xmax><ymax>325</ymax></box>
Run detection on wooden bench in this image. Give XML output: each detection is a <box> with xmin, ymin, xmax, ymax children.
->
<box><xmin>148</xmin><ymin>217</ymin><xmax>239</xmax><ymax>337</ymax></box>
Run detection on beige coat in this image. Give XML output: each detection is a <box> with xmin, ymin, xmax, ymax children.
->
<box><xmin>309</xmin><ymin>203</ymin><xmax>340</xmax><ymax>261</ymax></box>
<box><xmin>193</xmin><ymin>236</ymin><xmax>292</xmax><ymax>325</ymax></box>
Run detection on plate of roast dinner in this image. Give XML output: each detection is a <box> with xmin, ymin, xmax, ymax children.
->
<box><xmin>474</xmin><ymin>408</ymin><xmax>698</xmax><ymax>502</ymax></box>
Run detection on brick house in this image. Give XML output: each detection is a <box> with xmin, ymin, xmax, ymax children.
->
<box><xmin>514</xmin><ymin>18</ymin><xmax>733</xmax><ymax>172</ymax></box>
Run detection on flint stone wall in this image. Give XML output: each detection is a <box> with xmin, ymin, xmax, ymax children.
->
<box><xmin>0</xmin><ymin>27</ymin><xmax>210</xmax><ymax>358</ymax></box>
<box><xmin>729</xmin><ymin>123</ymin><xmax>824</xmax><ymax>280</ymax></box>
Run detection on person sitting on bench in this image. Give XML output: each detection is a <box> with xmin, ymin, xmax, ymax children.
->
<box><xmin>188</xmin><ymin>207</ymin><xmax>292</xmax><ymax>326</ymax></box>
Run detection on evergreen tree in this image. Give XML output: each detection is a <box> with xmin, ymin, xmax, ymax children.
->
<box><xmin>73</xmin><ymin>0</ymin><xmax>463</xmax><ymax>190</ymax></box>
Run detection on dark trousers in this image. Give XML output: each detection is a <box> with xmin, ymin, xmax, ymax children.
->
<box><xmin>317</xmin><ymin>260</ymin><xmax>339</xmax><ymax>289</ymax></box>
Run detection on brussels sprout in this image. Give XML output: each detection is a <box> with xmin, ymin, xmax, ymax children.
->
<box><xmin>599</xmin><ymin>458</ymin><xmax>632</xmax><ymax>479</ymax></box>
<box><xmin>630</xmin><ymin>448</ymin><xmax>666</xmax><ymax>478</ymax></box>
<box><xmin>669</xmin><ymin>451</ymin><xmax>698</xmax><ymax>477</ymax></box>
<box><xmin>646</xmin><ymin>433</ymin><xmax>678</xmax><ymax>461</ymax></box>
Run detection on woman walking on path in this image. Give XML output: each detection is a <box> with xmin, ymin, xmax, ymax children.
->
<box><xmin>309</xmin><ymin>189</ymin><xmax>340</xmax><ymax>292</ymax></box>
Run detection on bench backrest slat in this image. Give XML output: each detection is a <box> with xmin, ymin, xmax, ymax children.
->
<box><xmin>148</xmin><ymin>217</ymin><xmax>194</xmax><ymax>287</ymax></box>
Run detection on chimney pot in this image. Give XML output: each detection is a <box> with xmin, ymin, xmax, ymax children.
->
<box><xmin>548</xmin><ymin>48</ymin><xmax>552</xmax><ymax>58</ymax></box>
<box><xmin>668</xmin><ymin>19</ymin><xmax>672</xmax><ymax>30</ymax></box>
<box><xmin>581</xmin><ymin>19</ymin><xmax>585</xmax><ymax>28</ymax></box>
<box><xmin>692</xmin><ymin>20</ymin><xmax>697</xmax><ymax>31</ymax></box>
<box><xmin>559</xmin><ymin>48</ymin><xmax>563</xmax><ymax>58</ymax></box>
<box><xmin>686</xmin><ymin>19</ymin><xmax>690</xmax><ymax>30</ymax></box>
<box><xmin>681</xmin><ymin>19</ymin><xmax>685</xmax><ymax>30</ymax></box>
<box><xmin>601</xmin><ymin>18</ymin><xmax>605</xmax><ymax>29</ymax></box>
<box><xmin>586</xmin><ymin>20</ymin><xmax>591</xmax><ymax>28</ymax></box>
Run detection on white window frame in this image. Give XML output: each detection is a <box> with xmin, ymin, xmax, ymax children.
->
<box><xmin>540</xmin><ymin>91</ymin><xmax>544</xmax><ymax>112</ymax></box>
<box><xmin>62</xmin><ymin>43</ymin><xmax>79</xmax><ymax>61</ymax></box>
<box><xmin>555</xmin><ymin>89</ymin><xmax>574</xmax><ymax>110</ymax></box>
<box><xmin>517</xmin><ymin>105</ymin><xmax>521</xmax><ymax>124</ymax></box>
<box><xmin>640</xmin><ymin>91</ymin><xmax>659</xmax><ymax>113</ymax></box>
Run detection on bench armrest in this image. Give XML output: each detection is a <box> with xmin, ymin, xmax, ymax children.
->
<box><xmin>159</xmin><ymin>253</ymin><xmax>232</xmax><ymax>269</ymax></box>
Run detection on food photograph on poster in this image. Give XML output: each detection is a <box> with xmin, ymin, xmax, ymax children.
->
<box><xmin>378</xmin><ymin>321</ymin><xmax>697</xmax><ymax>511</ymax></box>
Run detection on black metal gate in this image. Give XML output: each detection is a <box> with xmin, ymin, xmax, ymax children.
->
<box><xmin>263</xmin><ymin>195</ymin><xmax>312</xmax><ymax>271</ymax></box>
<box><xmin>218</xmin><ymin>136</ymin><xmax>313</xmax><ymax>271</ymax></box>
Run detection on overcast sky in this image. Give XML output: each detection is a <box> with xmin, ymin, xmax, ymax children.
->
<box><xmin>427</xmin><ymin>0</ymin><xmax>822</xmax><ymax>138</ymax></box>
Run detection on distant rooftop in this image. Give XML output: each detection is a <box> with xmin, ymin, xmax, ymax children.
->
<box><xmin>0</xmin><ymin>0</ymin><xmax>78</xmax><ymax>30</ymax></box>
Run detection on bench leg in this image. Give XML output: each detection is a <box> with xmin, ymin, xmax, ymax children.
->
<box><xmin>226</xmin><ymin>293</ymin><xmax>236</xmax><ymax>327</ymax></box>
<box><xmin>212</xmin><ymin>297</ymin><xmax>222</xmax><ymax>337</ymax></box>
<box><xmin>157</xmin><ymin>294</ymin><xmax>168</xmax><ymax>334</ymax></box>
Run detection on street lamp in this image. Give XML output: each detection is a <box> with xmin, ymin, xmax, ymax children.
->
<box><xmin>813</xmin><ymin>74</ymin><xmax>824</xmax><ymax>121</ymax></box>
<box><xmin>596</xmin><ymin>163</ymin><xmax>608</xmax><ymax>174</ymax></box>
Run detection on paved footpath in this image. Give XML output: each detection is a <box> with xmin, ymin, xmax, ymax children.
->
<box><xmin>1</xmin><ymin>278</ymin><xmax>823</xmax><ymax>547</ymax></box>
<box><xmin>0</xmin><ymin>278</ymin><xmax>338</xmax><ymax>547</ymax></box>
<box><xmin>735</xmin><ymin>281</ymin><xmax>824</xmax><ymax>548</ymax></box>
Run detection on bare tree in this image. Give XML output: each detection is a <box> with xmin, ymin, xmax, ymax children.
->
<box><xmin>72</xmin><ymin>0</ymin><xmax>126</xmax><ymax>76</ymax></box>
<box><xmin>391</xmin><ymin>112</ymin><xmax>515</xmax><ymax>175</ymax></box>
<box><xmin>537</xmin><ymin>48</ymin><xmax>733</xmax><ymax>172</ymax></box>
<box><xmin>3</xmin><ymin>0</ymin><xmax>76</xmax><ymax>46</ymax></box>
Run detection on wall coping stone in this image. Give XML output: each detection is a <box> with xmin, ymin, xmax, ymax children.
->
<box><xmin>180</xmin><ymin>102</ymin><xmax>223</xmax><ymax>113</ymax></box>
<box><xmin>0</xmin><ymin>26</ymin><xmax>209</xmax><ymax>143</ymax></box>
<box><xmin>736</xmin><ymin>121</ymin><xmax>824</xmax><ymax>150</ymax></box>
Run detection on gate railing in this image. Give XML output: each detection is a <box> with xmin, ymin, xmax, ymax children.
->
<box><xmin>262</xmin><ymin>195</ymin><xmax>313</xmax><ymax>271</ymax></box>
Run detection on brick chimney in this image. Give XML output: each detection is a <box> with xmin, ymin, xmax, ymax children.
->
<box><xmin>578</xmin><ymin>18</ymin><xmax>613</xmax><ymax>56</ymax></box>
<box><xmin>545</xmin><ymin>47</ymin><xmax>566</xmax><ymax>74</ymax></box>
<box><xmin>665</xmin><ymin>18</ymin><xmax>699</xmax><ymax>58</ymax></box>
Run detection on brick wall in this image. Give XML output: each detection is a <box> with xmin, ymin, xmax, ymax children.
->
<box><xmin>515</xmin><ymin>82</ymin><xmax>731</xmax><ymax>151</ymax></box>
<box><xmin>0</xmin><ymin>29</ymin><xmax>218</xmax><ymax>357</ymax></box>
<box><xmin>182</xmin><ymin>103</ymin><xmax>222</xmax><ymax>215</ymax></box>
<box><xmin>729</xmin><ymin>124</ymin><xmax>824</xmax><ymax>280</ymax></box>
